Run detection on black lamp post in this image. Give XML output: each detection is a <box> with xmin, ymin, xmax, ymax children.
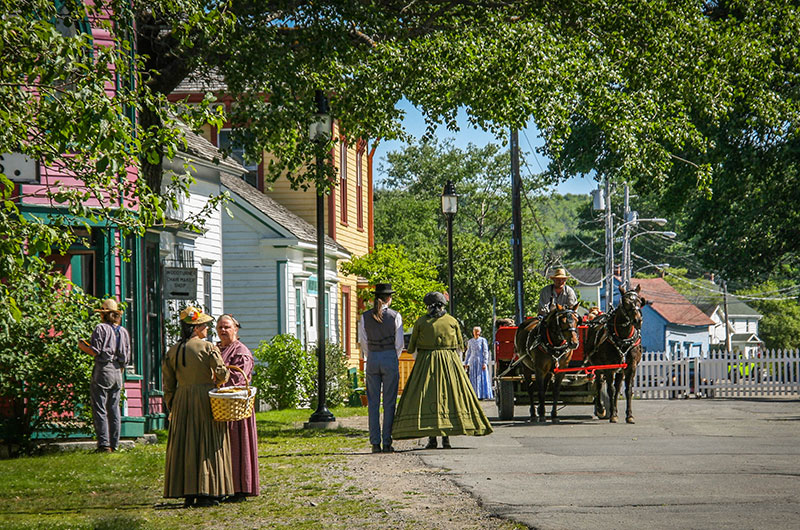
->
<box><xmin>307</xmin><ymin>90</ymin><xmax>335</xmax><ymax>425</ymax></box>
<box><xmin>441</xmin><ymin>180</ymin><xmax>458</xmax><ymax>316</ymax></box>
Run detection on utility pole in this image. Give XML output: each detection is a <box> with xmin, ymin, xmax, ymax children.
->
<box><xmin>604</xmin><ymin>176</ymin><xmax>614</xmax><ymax>312</ymax></box>
<box><xmin>622</xmin><ymin>183</ymin><xmax>631</xmax><ymax>290</ymax></box>
<box><xmin>722</xmin><ymin>278</ymin><xmax>732</xmax><ymax>355</ymax></box>
<box><xmin>510</xmin><ymin>129</ymin><xmax>525</xmax><ymax>324</ymax></box>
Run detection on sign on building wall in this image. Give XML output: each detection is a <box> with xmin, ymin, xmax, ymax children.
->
<box><xmin>163</xmin><ymin>267</ymin><xmax>198</xmax><ymax>299</ymax></box>
<box><xmin>0</xmin><ymin>152</ymin><xmax>37</xmax><ymax>182</ymax></box>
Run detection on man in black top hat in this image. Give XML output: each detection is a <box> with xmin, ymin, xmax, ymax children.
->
<box><xmin>357</xmin><ymin>283</ymin><xmax>404</xmax><ymax>453</ymax></box>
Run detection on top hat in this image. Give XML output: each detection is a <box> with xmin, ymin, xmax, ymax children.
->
<box><xmin>549</xmin><ymin>268</ymin><xmax>569</xmax><ymax>280</ymax></box>
<box><xmin>373</xmin><ymin>283</ymin><xmax>396</xmax><ymax>296</ymax></box>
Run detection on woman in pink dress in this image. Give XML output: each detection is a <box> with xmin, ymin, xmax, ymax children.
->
<box><xmin>216</xmin><ymin>314</ymin><xmax>260</xmax><ymax>502</ymax></box>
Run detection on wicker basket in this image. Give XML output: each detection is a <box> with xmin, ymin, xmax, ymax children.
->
<box><xmin>208</xmin><ymin>365</ymin><xmax>257</xmax><ymax>422</ymax></box>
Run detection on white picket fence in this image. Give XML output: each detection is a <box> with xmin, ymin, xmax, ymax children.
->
<box><xmin>634</xmin><ymin>349</ymin><xmax>800</xmax><ymax>399</ymax></box>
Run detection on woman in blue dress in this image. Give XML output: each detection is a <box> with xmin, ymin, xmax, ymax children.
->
<box><xmin>464</xmin><ymin>326</ymin><xmax>493</xmax><ymax>400</ymax></box>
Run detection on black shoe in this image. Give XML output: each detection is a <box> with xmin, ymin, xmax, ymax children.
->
<box><xmin>195</xmin><ymin>496</ymin><xmax>220</xmax><ymax>507</ymax></box>
<box><xmin>95</xmin><ymin>446</ymin><xmax>112</xmax><ymax>453</ymax></box>
<box><xmin>183</xmin><ymin>496</ymin><xmax>196</xmax><ymax>508</ymax></box>
<box><xmin>371</xmin><ymin>444</ymin><xmax>382</xmax><ymax>453</ymax></box>
<box><xmin>425</xmin><ymin>437</ymin><xmax>437</xmax><ymax>449</ymax></box>
<box><xmin>441</xmin><ymin>436</ymin><xmax>452</xmax><ymax>449</ymax></box>
<box><xmin>221</xmin><ymin>493</ymin><xmax>247</xmax><ymax>503</ymax></box>
<box><xmin>382</xmin><ymin>444</ymin><xmax>394</xmax><ymax>453</ymax></box>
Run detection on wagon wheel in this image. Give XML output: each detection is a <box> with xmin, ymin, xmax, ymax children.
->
<box><xmin>496</xmin><ymin>379</ymin><xmax>515</xmax><ymax>420</ymax></box>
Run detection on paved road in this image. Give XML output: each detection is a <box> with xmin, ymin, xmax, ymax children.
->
<box><xmin>418</xmin><ymin>399</ymin><xmax>800</xmax><ymax>530</ymax></box>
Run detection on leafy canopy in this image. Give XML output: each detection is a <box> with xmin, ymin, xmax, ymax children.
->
<box><xmin>339</xmin><ymin>245</ymin><xmax>446</xmax><ymax>326</ymax></box>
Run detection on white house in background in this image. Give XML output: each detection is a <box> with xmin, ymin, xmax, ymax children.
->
<box><xmin>695</xmin><ymin>288</ymin><xmax>763</xmax><ymax>357</ymax></box>
<box><xmin>160</xmin><ymin>121</ymin><xmax>247</xmax><ymax>327</ymax></box>
<box><xmin>220</xmin><ymin>173</ymin><xmax>351</xmax><ymax>352</ymax></box>
<box><xmin>569</xmin><ymin>267</ymin><xmax>603</xmax><ymax>309</ymax></box>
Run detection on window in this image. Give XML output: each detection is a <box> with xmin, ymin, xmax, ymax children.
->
<box><xmin>218</xmin><ymin>129</ymin><xmax>259</xmax><ymax>187</ymax></box>
<box><xmin>173</xmin><ymin>243</ymin><xmax>194</xmax><ymax>268</ymax></box>
<box><xmin>295</xmin><ymin>288</ymin><xmax>304</xmax><ymax>346</ymax></box>
<box><xmin>203</xmin><ymin>268</ymin><xmax>212</xmax><ymax>314</ymax></box>
<box><xmin>325</xmin><ymin>292</ymin><xmax>331</xmax><ymax>340</ymax></box>
<box><xmin>339</xmin><ymin>140</ymin><xmax>348</xmax><ymax>224</ymax></box>
<box><xmin>356</xmin><ymin>148</ymin><xmax>363</xmax><ymax>230</ymax></box>
<box><xmin>342</xmin><ymin>288</ymin><xmax>351</xmax><ymax>355</ymax></box>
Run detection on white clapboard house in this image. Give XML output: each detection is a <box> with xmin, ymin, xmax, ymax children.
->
<box><xmin>220</xmin><ymin>174</ymin><xmax>351</xmax><ymax>352</ymax></box>
<box><xmin>160</xmin><ymin>121</ymin><xmax>249</xmax><ymax>329</ymax></box>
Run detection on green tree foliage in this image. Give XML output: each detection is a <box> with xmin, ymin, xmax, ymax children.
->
<box><xmin>733</xmin><ymin>281</ymin><xmax>800</xmax><ymax>351</ymax></box>
<box><xmin>309</xmin><ymin>342</ymin><xmax>351</xmax><ymax>409</ymax></box>
<box><xmin>550</xmin><ymin>2</ymin><xmax>800</xmax><ymax>283</ymax></box>
<box><xmin>373</xmin><ymin>139</ymin><xmax>557</xmax><ymax>329</ymax></box>
<box><xmin>252</xmin><ymin>334</ymin><xmax>315</xmax><ymax>410</ymax></box>
<box><xmin>0</xmin><ymin>265</ymin><xmax>98</xmax><ymax>455</ymax></box>
<box><xmin>339</xmin><ymin>245</ymin><xmax>445</xmax><ymax>326</ymax></box>
<box><xmin>132</xmin><ymin>1</ymin><xmax>798</xmax><ymax>203</ymax></box>
<box><xmin>0</xmin><ymin>0</ymin><xmax>221</xmax><ymax>326</ymax></box>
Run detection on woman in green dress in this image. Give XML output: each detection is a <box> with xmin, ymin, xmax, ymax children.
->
<box><xmin>392</xmin><ymin>292</ymin><xmax>493</xmax><ymax>449</ymax></box>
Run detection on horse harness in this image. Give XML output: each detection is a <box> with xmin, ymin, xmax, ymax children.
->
<box><xmin>525</xmin><ymin>308</ymin><xmax>579</xmax><ymax>369</ymax></box>
<box><xmin>602</xmin><ymin>292</ymin><xmax>642</xmax><ymax>365</ymax></box>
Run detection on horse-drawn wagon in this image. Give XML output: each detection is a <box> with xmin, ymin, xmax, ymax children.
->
<box><xmin>494</xmin><ymin>285</ymin><xmax>647</xmax><ymax>423</ymax></box>
<box><xmin>494</xmin><ymin>320</ymin><xmax>594</xmax><ymax>420</ymax></box>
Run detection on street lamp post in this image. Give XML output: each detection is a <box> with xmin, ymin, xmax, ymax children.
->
<box><xmin>605</xmin><ymin>180</ymin><xmax>671</xmax><ymax>306</ymax></box>
<box><xmin>307</xmin><ymin>90</ymin><xmax>336</xmax><ymax>426</ymax></box>
<box><xmin>620</xmin><ymin>224</ymin><xmax>671</xmax><ymax>289</ymax></box>
<box><xmin>441</xmin><ymin>180</ymin><xmax>458</xmax><ymax>316</ymax></box>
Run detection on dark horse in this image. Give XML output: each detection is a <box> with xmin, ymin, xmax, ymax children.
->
<box><xmin>514</xmin><ymin>303</ymin><xmax>580</xmax><ymax>423</ymax></box>
<box><xmin>584</xmin><ymin>284</ymin><xmax>648</xmax><ymax>423</ymax></box>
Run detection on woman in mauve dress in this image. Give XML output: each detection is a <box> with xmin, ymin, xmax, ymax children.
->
<box><xmin>216</xmin><ymin>314</ymin><xmax>260</xmax><ymax>502</ymax></box>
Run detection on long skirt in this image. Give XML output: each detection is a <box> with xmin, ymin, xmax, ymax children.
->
<box><xmin>392</xmin><ymin>349</ymin><xmax>493</xmax><ymax>439</ymax></box>
<box><xmin>467</xmin><ymin>359</ymin><xmax>494</xmax><ymax>400</ymax></box>
<box><xmin>164</xmin><ymin>384</ymin><xmax>233</xmax><ymax>498</ymax></box>
<box><xmin>229</xmin><ymin>414</ymin><xmax>260</xmax><ymax>496</ymax></box>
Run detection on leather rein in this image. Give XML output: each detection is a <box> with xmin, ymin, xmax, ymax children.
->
<box><xmin>528</xmin><ymin>308</ymin><xmax>579</xmax><ymax>368</ymax></box>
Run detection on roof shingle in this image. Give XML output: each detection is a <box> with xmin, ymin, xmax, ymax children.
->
<box><xmin>632</xmin><ymin>278</ymin><xmax>714</xmax><ymax>326</ymax></box>
<box><xmin>220</xmin><ymin>173</ymin><xmax>349</xmax><ymax>256</ymax></box>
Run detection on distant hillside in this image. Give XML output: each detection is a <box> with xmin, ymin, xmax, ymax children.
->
<box><xmin>528</xmin><ymin>192</ymin><xmax>591</xmax><ymax>248</ymax></box>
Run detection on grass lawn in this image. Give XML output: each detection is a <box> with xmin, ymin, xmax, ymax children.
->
<box><xmin>0</xmin><ymin>406</ymin><xmax>386</xmax><ymax>529</ymax></box>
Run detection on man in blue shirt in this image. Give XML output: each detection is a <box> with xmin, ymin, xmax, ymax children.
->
<box><xmin>85</xmin><ymin>298</ymin><xmax>131</xmax><ymax>452</ymax></box>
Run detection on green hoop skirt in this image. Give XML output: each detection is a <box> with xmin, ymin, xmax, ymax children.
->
<box><xmin>392</xmin><ymin>349</ymin><xmax>493</xmax><ymax>440</ymax></box>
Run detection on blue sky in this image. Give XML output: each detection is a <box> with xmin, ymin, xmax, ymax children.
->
<box><xmin>372</xmin><ymin>99</ymin><xmax>597</xmax><ymax>196</ymax></box>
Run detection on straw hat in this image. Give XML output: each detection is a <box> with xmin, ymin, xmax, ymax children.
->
<box><xmin>94</xmin><ymin>298</ymin><xmax>121</xmax><ymax>314</ymax></box>
<box><xmin>179</xmin><ymin>306</ymin><xmax>213</xmax><ymax>325</ymax></box>
<box><xmin>549</xmin><ymin>268</ymin><xmax>569</xmax><ymax>280</ymax></box>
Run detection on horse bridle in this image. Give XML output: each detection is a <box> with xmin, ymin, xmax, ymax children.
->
<box><xmin>531</xmin><ymin>308</ymin><xmax>579</xmax><ymax>367</ymax></box>
<box><xmin>607</xmin><ymin>292</ymin><xmax>642</xmax><ymax>360</ymax></box>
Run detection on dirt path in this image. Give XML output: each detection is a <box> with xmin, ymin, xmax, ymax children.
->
<box><xmin>334</xmin><ymin>416</ymin><xmax>523</xmax><ymax>529</ymax></box>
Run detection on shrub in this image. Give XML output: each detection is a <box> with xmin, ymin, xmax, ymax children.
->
<box><xmin>0</xmin><ymin>269</ymin><xmax>98</xmax><ymax>455</ymax></box>
<box><xmin>252</xmin><ymin>334</ymin><xmax>315</xmax><ymax>409</ymax></box>
<box><xmin>310</xmin><ymin>342</ymin><xmax>351</xmax><ymax>408</ymax></box>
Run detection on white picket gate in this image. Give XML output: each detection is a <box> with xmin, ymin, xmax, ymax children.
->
<box><xmin>633</xmin><ymin>349</ymin><xmax>800</xmax><ymax>399</ymax></box>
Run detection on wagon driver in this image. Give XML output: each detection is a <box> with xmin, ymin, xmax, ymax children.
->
<box><xmin>538</xmin><ymin>267</ymin><xmax>578</xmax><ymax>315</ymax></box>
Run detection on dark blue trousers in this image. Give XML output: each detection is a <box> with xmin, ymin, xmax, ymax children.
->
<box><xmin>365</xmin><ymin>349</ymin><xmax>399</xmax><ymax>447</ymax></box>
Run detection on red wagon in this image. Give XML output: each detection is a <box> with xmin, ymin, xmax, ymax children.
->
<box><xmin>494</xmin><ymin>323</ymin><xmax>596</xmax><ymax>420</ymax></box>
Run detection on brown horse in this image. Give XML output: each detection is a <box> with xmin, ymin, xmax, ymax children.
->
<box><xmin>514</xmin><ymin>303</ymin><xmax>580</xmax><ymax>423</ymax></box>
<box><xmin>584</xmin><ymin>284</ymin><xmax>648</xmax><ymax>423</ymax></box>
